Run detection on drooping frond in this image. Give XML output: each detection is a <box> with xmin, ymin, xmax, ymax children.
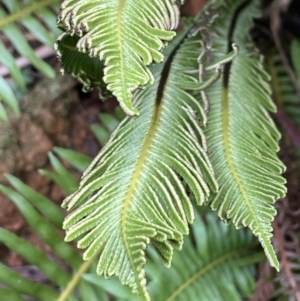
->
<box><xmin>0</xmin><ymin>0</ymin><xmax>60</xmax><ymax>120</ymax></box>
<box><xmin>57</xmin><ymin>0</ymin><xmax>182</xmax><ymax>115</ymax></box>
<box><xmin>55</xmin><ymin>33</ymin><xmax>111</xmax><ymax>99</ymax></box>
<box><xmin>204</xmin><ymin>0</ymin><xmax>286</xmax><ymax>270</ymax></box>
<box><xmin>62</xmin><ymin>25</ymin><xmax>218</xmax><ymax>300</ymax></box>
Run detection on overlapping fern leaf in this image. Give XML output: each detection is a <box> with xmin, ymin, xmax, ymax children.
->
<box><xmin>204</xmin><ymin>0</ymin><xmax>287</xmax><ymax>270</ymax></box>
<box><xmin>55</xmin><ymin>33</ymin><xmax>111</xmax><ymax>99</ymax></box>
<box><xmin>57</xmin><ymin>0</ymin><xmax>182</xmax><ymax>115</ymax></box>
<box><xmin>0</xmin><ymin>0</ymin><xmax>60</xmax><ymax>121</ymax></box>
<box><xmin>62</xmin><ymin>25</ymin><xmax>218</xmax><ymax>300</ymax></box>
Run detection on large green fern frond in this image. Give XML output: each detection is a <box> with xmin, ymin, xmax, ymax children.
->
<box><xmin>204</xmin><ymin>0</ymin><xmax>286</xmax><ymax>270</ymax></box>
<box><xmin>62</xmin><ymin>24</ymin><xmax>218</xmax><ymax>300</ymax></box>
<box><xmin>0</xmin><ymin>0</ymin><xmax>60</xmax><ymax>120</ymax></box>
<box><xmin>57</xmin><ymin>0</ymin><xmax>182</xmax><ymax>115</ymax></box>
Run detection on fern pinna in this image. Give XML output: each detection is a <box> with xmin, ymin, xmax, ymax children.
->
<box><xmin>57</xmin><ymin>0</ymin><xmax>287</xmax><ymax>300</ymax></box>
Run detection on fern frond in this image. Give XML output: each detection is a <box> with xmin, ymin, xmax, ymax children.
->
<box><xmin>204</xmin><ymin>0</ymin><xmax>286</xmax><ymax>270</ymax></box>
<box><xmin>0</xmin><ymin>0</ymin><xmax>60</xmax><ymax>120</ymax></box>
<box><xmin>147</xmin><ymin>213</ymin><xmax>258</xmax><ymax>301</ymax></box>
<box><xmin>62</xmin><ymin>25</ymin><xmax>218</xmax><ymax>300</ymax></box>
<box><xmin>57</xmin><ymin>0</ymin><xmax>181</xmax><ymax>115</ymax></box>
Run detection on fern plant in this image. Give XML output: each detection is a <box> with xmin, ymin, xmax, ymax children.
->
<box><xmin>0</xmin><ymin>0</ymin><xmax>293</xmax><ymax>300</ymax></box>
<box><xmin>54</xmin><ymin>0</ymin><xmax>288</xmax><ymax>300</ymax></box>
<box><xmin>0</xmin><ymin>0</ymin><xmax>60</xmax><ymax>121</ymax></box>
<box><xmin>0</xmin><ymin>119</ymin><xmax>261</xmax><ymax>301</ymax></box>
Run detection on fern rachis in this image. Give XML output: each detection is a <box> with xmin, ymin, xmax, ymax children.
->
<box><xmin>61</xmin><ymin>22</ymin><xmax>223</xmax><ymax>300</ymax></box>
<box><xmin>203</xmin><ymin>0</ymin><xmax>286</xmax><ymax>270</ymax></box>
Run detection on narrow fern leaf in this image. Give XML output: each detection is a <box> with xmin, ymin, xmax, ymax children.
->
<box><xmin>62</xmin><ymin>26</ymin><xmax>217</xmax><ymax>300</ymax></box>
<box><xmin>57</xmin><ymin>0</ymin><xmax>181</xmax><ymax>115</ymax></box>
<box><xmin>204</xmin><ymin>0</ymin><xmax>286</xmax><ymax>270</ymax></box>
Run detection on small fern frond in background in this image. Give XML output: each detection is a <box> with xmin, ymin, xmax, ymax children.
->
<box><xmin>61</xmin><ymin>26</ymin><xmax>218</xmax><ymax>300</ymax></box>
<box><xmin>90</xmin><ymin>108</ymin><xmax>125</xmax><ymax>146</ymax></box>
<box><xmin>57</xmin><ymin>0</ymin><xmax>182</xmax><ymax>115</ymax></box>
<box><xmin>147</xmin><ymin>213</ymin><xmax>259</xmax><ymax>301</ymax></box>
<box><xmin>204</xmin><ymin>0</ymin><xmax>286</xmax><ymax>270</ymax></box>
<box><xmin>0</xmin><ymin>0</ymin><xmax>60</xmax><ymax>121</ymax></box>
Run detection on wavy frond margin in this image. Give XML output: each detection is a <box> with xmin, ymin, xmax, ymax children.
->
<box><xmin>57</xmin><ymin>0</ymin><xmax>182</xmax><ymax>115</ymax></box>
<box><xmin>62</xmin><ymin>24</ymin><xmax>218</xmax><ymax>300</ymax></box>
<box><xmin>204</xmin><ymin>0</ymin><xmax>286</xmax><ymax>270</ymax></box>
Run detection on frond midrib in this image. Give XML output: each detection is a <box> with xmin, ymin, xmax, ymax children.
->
<box><xmin>221</xmin><ymin>84</ymin><xmax>265</xmax><ymax>238</ymax></box>
<box><xmin>166</xmin><ymin>249</ymin><xmax>240</xmax><ymax>301</ymax></box>
<box><xmin>0</xmin><ymin>0</ymin><xmax>59</xmax><ymax>29</ymax></box>
<box><xmin>121</xmin><ymin>84</ymin><xmax>165</xmax><ymax>298</ymax></box>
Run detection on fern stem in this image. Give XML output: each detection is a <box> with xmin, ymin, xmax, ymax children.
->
<box><xmin>56</xmin><ymin>251</ymin><xmax>100</xmax><ymax>301</ymax></box>
<box><xmin>0</xmin><ymin>0</ymin><xmax>59</xmax><ymax>29</ymax></box>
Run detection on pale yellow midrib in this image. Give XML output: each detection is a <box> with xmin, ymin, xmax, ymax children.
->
<box><xmin>0</xmin><ymin>0</ymin><xmax>58</xmax><ymax>29</ymax></box>
<box><xmin>221</xmin><ymin>86</ymin><xmax>264</xmax><ymax>238</ymax></box>
<box><xmin>120</xmin><ymin>87</ymin><xmax>164</xmax><ymax>300</ymax></box>
<box><xmin>166</xmin><ymin>251</ymin><xmax>238</xmax><ymax>301</ymax></box>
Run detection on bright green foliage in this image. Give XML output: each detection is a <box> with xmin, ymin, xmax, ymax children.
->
<box><xmin>62</xmin><ymin>26</ymin><xmax>218</xmax><ymax>300</ymax></box>
<box><xmin>0</xmin><ymin>0</ymin><xmax>60</xmax><ymax>120</ymax></box>
<box><xmin>39</xmin><ymin>152</ymin><xmax>79</xmax><ymax>195</ymax></box>
<box><xmin>204</xmin><ymin>0</ymin><xmax>286</xmax><ymax>270</ymax></box>
<box><xmin>57</xmin><ymin>0</ymin><xmax>181</xmax><ymax>115</ymax></box>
